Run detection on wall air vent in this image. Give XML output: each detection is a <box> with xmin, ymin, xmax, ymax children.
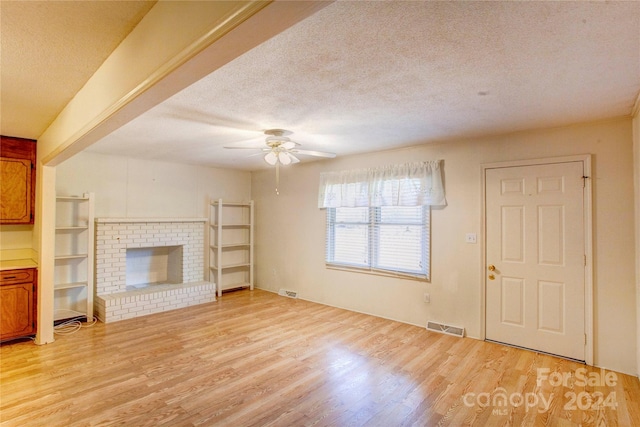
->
<box><xmin>426</xmin><ymin>321</ymin><xmax>465</xmax><ymax>338</ymax></box>
<box><xmin>278</xmin><ymin>289</ymin><xmax>298</xmax><ymax>299</ymax></box>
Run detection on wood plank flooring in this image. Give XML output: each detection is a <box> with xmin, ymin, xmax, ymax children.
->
<box><xmin>1</xmin><ymin>289</ymin><xmax>639</xmax><ymax>426</ymax></box>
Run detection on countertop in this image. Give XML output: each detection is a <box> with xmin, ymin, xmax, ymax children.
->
<box><xmin>0</xmin><ymin>259</ymin><xmax>38</xmax><ymax>271</ymax></box>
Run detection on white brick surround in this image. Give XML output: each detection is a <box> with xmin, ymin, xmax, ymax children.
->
<box><xmin>94</xmin><ymin>218</ymin><xmax>215</xmax><ymax>322</ymax></box>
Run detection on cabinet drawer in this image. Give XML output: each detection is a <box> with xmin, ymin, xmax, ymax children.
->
<box><xmin>0</xmin><ymin>269</ymin><xmax>35</xmax><ymax>285</ymax></box>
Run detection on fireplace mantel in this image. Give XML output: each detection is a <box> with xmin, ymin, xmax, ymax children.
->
<box><xmin>96</xmin><ymin>217</ymin><xmax>207</xmax><ymax>223</ymax></box>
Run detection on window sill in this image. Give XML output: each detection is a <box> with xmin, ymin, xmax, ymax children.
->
<box><xmin>325</xmin><ymin>263</ymin><xmax>429</xmax><ymax>282</ymax></box>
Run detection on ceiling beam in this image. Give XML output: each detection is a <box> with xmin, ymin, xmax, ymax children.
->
<box><xmin>38</xmin><ymin>0</ymin><xmax>332</xmax><ymax>166</ymax></box>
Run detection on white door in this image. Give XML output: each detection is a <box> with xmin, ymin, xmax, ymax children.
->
<box><xmin>485</xmin><ymin>161</ymin><xmax>585</xmax><ymax>361</ymax></box>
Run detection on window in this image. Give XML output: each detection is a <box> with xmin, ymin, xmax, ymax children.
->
<box><xmin>326</xmin><ymin>205</ymin><xmax>430</xmax><ymax>279</ymax></box>
<box><xmin>319</xmin><ymin>160</ymin><xmax>444</xmax><ymax>281</ymax></box>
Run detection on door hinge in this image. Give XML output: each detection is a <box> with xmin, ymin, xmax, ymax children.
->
<box><xmin>584</xmin><ymin>254</ymin><xmax>586</xmax><ymax>266</ymax></box>
<box><xmin>582</xmin><ymin>175</ymin><xmax>590</xmax><ymax>188</ymax></box>
<box><xmin>584</xmin><ymin>334</ymin><xmax>587</xmax><ymax>345</ymax></box>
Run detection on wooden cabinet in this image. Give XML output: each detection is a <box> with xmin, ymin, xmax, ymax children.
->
<box><xmin>209</xmin><ymin>199</ymin><xmax>254</xmax><ymax>297</ymax></box>
<box><xmin>0</xmin><ymin>268</ymin><xmax>37</xmax><ymax>341</ymax></box>
<box><xmin>0</xmin><ymin>135</ymin><xmax>37</xmax><ymax>224</ymax></box>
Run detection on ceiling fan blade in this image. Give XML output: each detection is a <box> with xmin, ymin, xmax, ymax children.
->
<box><xmin>288</xmin><ymin>153</ymin><xmax>300</xmax><ymax>164</ymax></box>
<box><xmin>292</xmin><ymin>149</ymin><xmax>336</xmax><ymax>158</ymax></box>
<box><xmin>166</xmin><ymin>107</ymin><xmax>259</xmax><ymax>132</ymax></box>
<box><xmin>244</xmin><ymin>152</ymin><xmax>267</xmax><ymax>158</ymax></box>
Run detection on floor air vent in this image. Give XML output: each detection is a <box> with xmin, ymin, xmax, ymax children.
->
<box><xmin>278</xmin><ymin>289</ymin><xmax>298</xmax><ymax>299</ymax></box>
<box><xmin>426</xmin><ymin>321</ymin><xmax>465</xmax><ymax>338</ymax></box>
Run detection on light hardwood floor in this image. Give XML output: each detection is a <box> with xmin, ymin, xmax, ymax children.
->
<box><xmin>1</xmin><ymin>289</ymin><xmax>639</xmax><ymax>426</ymax></box>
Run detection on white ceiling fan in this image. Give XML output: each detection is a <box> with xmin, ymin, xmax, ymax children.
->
<box><xmin>224</xmin><ymin>129</ymin><xmax>336</xmax><ymax>195</ymax></box>
<box><xmin>224</xmin><ymin>129</ymin><xmax>336</xmax><ymax>166</ymax></box>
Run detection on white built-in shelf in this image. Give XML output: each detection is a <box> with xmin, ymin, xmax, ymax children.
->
<box><xmin>56</xmin><ymin>196</ymin><xmax>88</xmax><ymax>201</ymax></box>
<box><xmin>55</xmin><ymin>254</ymin><xmax>89</xmax><ymax>260</ymax></box>
<box><xmin>210</xmin><ymin>262</ymin><xmax>252</xmax><ymax>270</ymax></box>
<box><xmin>219</xmin><ymin>281</ymin><xmax>251</xmax><ymax>291</ymax></box>
<box><xmin>54</xmin><ymin>282</ymin><xmax>89</xmax><ymax>291</ymax></box>
<box><xmin>54</xmin><ymin>193</ymin><xmax>95</xmax><ymax>322</ymax></box>
<box><xmin>211</xmin><ymin>243</ymin><xmax>251</xmax><ymax>249</ymax></box>
<box><xmin>209</xmin><ymin>199</ymin><xmax>254</xmax><ymax>297</ymax></box>
<box><xmin>96</xmin><ymin>217</ymin><xmax>206</xmax><ymax>223</ymax></box>
<box><xmin>218</xmin><ymin>202</ymin><xmax>251</xmax><ymax>207</ymax></box>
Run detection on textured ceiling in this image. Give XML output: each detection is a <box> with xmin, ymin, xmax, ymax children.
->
<box><xmin>0</xmin><ymin>0</ymin><xmax>156</xmax><ymax>139</ymax></box>
<box><xmin>3</xmin><ymin>1</ymin><xmax>640</xmax><ymax>170</ymax></box>
<box><xmin>89</xmin><ymin>0</ymin><xmax>640</xmax><ymax>170</ymax></box>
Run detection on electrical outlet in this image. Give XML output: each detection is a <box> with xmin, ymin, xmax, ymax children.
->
<box><xmin>424</xmin><ymin>293</ymin><xmax>430</xmax><ymax>303</ymax></box>
<box><xmin>465</xmin><ymin>233</ymin><xmax>477</xmax><ymax>244</ymax></box>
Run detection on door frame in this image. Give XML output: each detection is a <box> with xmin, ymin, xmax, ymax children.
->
<box><xmin>480</xmin><ymin>155</ymin><xmax>593</xmax><ymax>365</ymax></box>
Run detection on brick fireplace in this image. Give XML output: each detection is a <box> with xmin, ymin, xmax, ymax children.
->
<box><xmin>94</xmin><ymin>218</ymin><xmax>216</xmax><ymax>323</ymax></box>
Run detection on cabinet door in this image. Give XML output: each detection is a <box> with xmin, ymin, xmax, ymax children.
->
<box><xmin>0</xmin><ymin>157</ymin><xmax>32</xmax><ymax>223</ymax></box>
<box><xmin>0</xmin><ymin>282</ymin><xmax>35</xmax><ymax>341</ymax></box>
<box><xmin>0</xmin><ymin>136</ymin><xmax>36</xmax><ymax>225</ymax></box>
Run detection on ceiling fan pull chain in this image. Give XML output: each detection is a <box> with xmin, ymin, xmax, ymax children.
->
<box><xmin>275</xmin><ymin>162</ymin><xmax>280</xmax><ymax>196</ymax></box>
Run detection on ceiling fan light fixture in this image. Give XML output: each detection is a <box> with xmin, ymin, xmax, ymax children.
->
<box><xmin>278</xmin><ymin>152</ymin><xmax>292</xmax><ymax>165</ymax></box>
<box><xmin>264</xmin><ymin>151</ymin><xmax>278</xmax><ymax>165</ymax></box>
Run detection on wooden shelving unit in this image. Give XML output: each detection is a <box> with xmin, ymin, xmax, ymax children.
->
<box><xmin>209</xmin><ymin>199</ymin><xmax>254</xmax><ymax>297</ymax></box>
<box><xmin>54</xmin><ymin>193</ymin><xmax>94</xmax><ymax>322</ymax></box>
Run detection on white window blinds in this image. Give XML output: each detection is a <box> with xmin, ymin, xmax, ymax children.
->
<box><xmin>326</xmin><ymin>205</ymin><xmax>430</xmax><ymax>279</ymax></box>
<box><xmin>321</xmin><ymin>161</ymin><xmax>443</xmax><ymax>280</ymax></box>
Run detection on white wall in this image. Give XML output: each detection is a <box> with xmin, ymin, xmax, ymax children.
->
<box><xmin>56</xmin><ymin>151</ymin><xmax>251</xmax><ymax>218</ymax></box>
<box><xmin>252</xmin><ymin>118</ymin><xmax>637</xmax><ymax>375</ymax></box>
<box><xmin>0</xmin><ymin>225</ymin><xmax>33</xmax><ymax>250</ymax></box>
<box><xmin>55</xmin><ymin>151</ymin><xmax>251</xmax><ymax>291</ymax></box>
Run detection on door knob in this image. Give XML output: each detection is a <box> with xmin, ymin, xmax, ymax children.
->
<box><xmin>488</xmin><ymin>264</ymin><xmax>496</xmax><ymax>271</ymax></box>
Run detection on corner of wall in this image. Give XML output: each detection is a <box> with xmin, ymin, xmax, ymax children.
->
<box><xmin>632</xmin><ymin>91</ymin><xmax>640</xmax><ymax>378</ymax></box>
